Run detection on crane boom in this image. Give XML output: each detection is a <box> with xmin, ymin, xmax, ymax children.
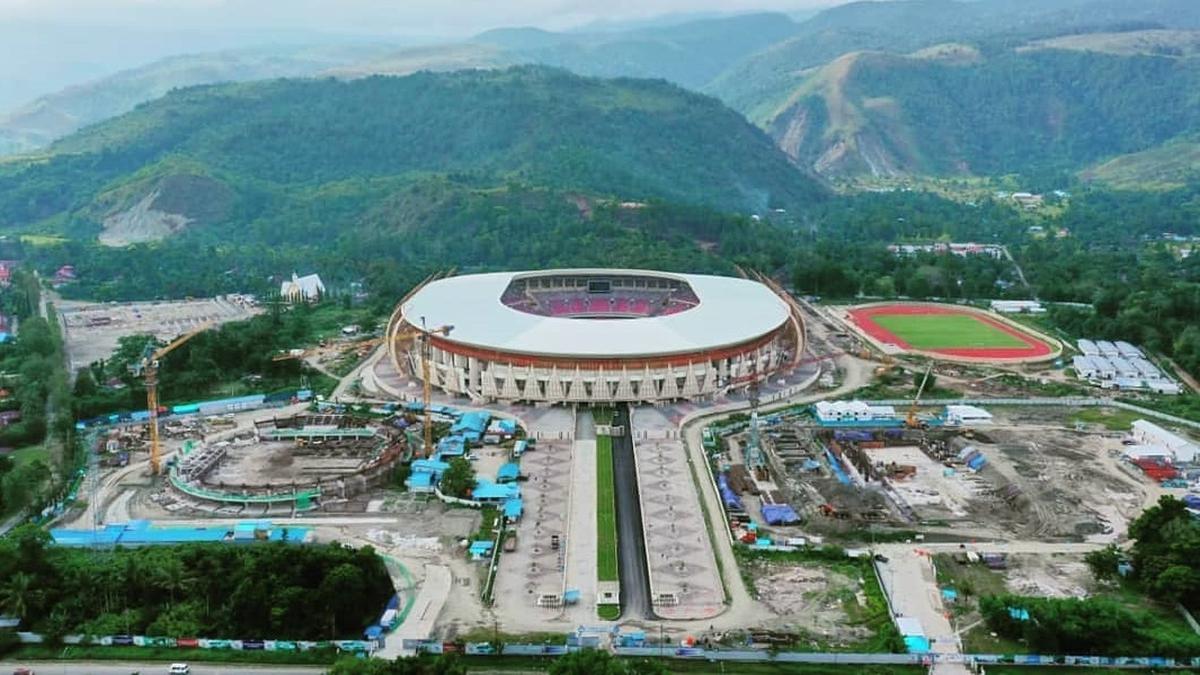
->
<box><xmin>138</xmin><ymin>322</ymin><xmax>215</xmax><ymax>475</ymax></box>
<box><xmin>907</xmin><ymin>362</ymin><xmax>935</xmax><ymax>429</ymax></box>
<box><xmin>394</xmin><ymin>320</ymin><xmax>453</xmax><ymax>458</ymax></box>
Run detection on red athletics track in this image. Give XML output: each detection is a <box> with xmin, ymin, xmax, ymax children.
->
<box><xmin>847</xmin><ymin>304</ymin><xmax>1053</xmax><ymax>360</ymax></box>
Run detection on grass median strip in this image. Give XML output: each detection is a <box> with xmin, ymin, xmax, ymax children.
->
<box><xmin>597</xmin><ymin>433</ymin><xmax>619</xmax><ymax>583</ymax></box>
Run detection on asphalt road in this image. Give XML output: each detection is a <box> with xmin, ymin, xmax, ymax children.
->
<box><xmin>0</xmin><ymin>663</ymin><xmax>326</xmax><ymax>675</ymax></box>
<box><xmin>611</xmin><ymin>404</ymin><xmax>654</xmax><ymax>620</ymax></box>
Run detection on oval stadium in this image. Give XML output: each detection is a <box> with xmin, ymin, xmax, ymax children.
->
<box><xmin>387</xmin><ymin>269</ymin><xmax>805</xmax><ymax>404</ymax></box>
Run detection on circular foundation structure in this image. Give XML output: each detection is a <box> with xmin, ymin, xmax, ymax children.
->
<box><xmin>845</xmin><ymin>301</ymin><xmax>1060</xmax><ymax>363</ymax></box>
<box><xmin>387</xmin><ymin>269</ymin><xmax>805</xmax><ymax>404</ymax></box>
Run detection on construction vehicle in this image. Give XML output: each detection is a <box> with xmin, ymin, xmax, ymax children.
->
<box><xmin>393</xmin><ymin>318</ymin><xmax>453</xmax><ymax>458</ymax></box>
<box><xmin>906</xmin><ymin>362</ymin><xmax>935</xmax><ymax>429</ymax></box>
<box><xmin>130</xmin><ymin>323</ymin><xmax>214</xmax><ymax>475</ymax></box>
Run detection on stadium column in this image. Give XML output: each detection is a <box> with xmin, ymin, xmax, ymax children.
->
<box><xmin>467</xmin><ymin>355</ymin><xmax>481</xmax><ymax>395</ymax></box>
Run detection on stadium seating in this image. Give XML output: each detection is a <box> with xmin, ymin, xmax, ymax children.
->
<box><xmin>503</xmin><ymin>281</ymin><xmax>699</xmax><ymax>319</ymax></box>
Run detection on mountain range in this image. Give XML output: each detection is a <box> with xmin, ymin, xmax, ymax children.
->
<box><xmin>4</xmin><ymin>0</ymin><xmax>1200</xmax><ymax>189</ymax></box>
<box><xmin>0</xmin><ymin>67</ymin><xmax>822</xmax><ymax>248</ymax></box>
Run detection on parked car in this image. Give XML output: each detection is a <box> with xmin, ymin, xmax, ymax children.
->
<box><xmin>169</xmin><ymin>664</ymin><xmax>190</xmax><ymax>675</ymax></box>
<box><xmin>12</xmin><ymin>667</ymin><xmax>34</xmax><ymax>675</ymax></box>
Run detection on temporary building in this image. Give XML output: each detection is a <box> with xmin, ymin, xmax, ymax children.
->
<box><xmin>496</xmin><ymin>462</ymin><xmax>520</xmax><ymax>483</ymax></box>
<box><xmin>503</xmin><ymin>498</ymin><xmax>523</xmax><ymax>521</ymax></box>
<box><xmin>452</xmin><ymin>411</ymin><xmax>491</xmax><ymax>439</ymax></box>
<box><xmin>468</xmin><ymin>540</ymin><xmax>494</xmax><ymax>560</ymax></box>
<box><xmin>945</xmin><ymin>405</ymin><xmax>993</xmax><ymax>426</ymax></box>
<box><xmin>1131</xmin><ymin>420</ymin><xmax>1199</xmax><ymax>463</ymax></box>
<box><xmin>473</xmin><ymin>480</ymin><xmax>520</xmax><ymax>503</ymax></box>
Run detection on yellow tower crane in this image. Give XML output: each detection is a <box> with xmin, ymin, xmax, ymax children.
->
<box><xmin>394</xmin><ymin>317</ymin><xmax>453</xmax><ymax>458</ymax></box>
<box><xmin>132</xmin><ymin>322</ymin><xmax>214</xmax><ymax>475</ymax></box>
<box><xmin>906</xmin><ymin>362</ymin><xmax>935</xmax><ymax>429</ymax></box>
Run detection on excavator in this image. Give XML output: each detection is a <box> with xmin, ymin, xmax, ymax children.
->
<box><xmin>130</xmin><ymin>322</ymin><xmax>214</xmax><ymax>475</ymax></box>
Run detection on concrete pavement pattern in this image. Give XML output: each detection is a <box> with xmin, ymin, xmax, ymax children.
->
<box><xmin>632</xmin><ymin>407</ymin><xmax>724</xmax><ymax>620</ymax></box>
<box><xmin>492</xmin><ymin>440</ymin><xmax>573</xmax><ymax>616</ymax></box>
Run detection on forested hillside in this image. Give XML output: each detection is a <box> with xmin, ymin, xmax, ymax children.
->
<box><xmin>706</xmin><ymin>0</ymin><xmax>1200</xmax><ymax>119</ymax></box>
<box><xmin>0</xmin><ymin>44</ymin><xmax>392</xmax><ymax>156</ymax></box>
<box><xmin>757</xmin><ymin>46</ymin><xmax>1200</xmax><ymax>179</ymax></box>
<box><xmin>0</xmin><ymin>13</ymin><xmax>802</xmax><ymax>156</ymax></box>
<box><xmin>0</xmin><ymin>67</ymin><xmax>823</xmax><ymax>248</ymax></box>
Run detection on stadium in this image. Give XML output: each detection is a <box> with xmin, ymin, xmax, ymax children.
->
<box><xmin>387</xmin><ymin>269</ymin><xmax>804</xmax><ymax>404</ymax></box>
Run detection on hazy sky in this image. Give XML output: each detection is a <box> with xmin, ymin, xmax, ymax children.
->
<box><xmin>0</xmin><ymin>0</ymin><xmax>848</xmax><ymax>110</ymax></box>
<box><xmin>0</xmin><ymin>0</ymin><xmax>847</xmax><ymax>36</ymax></box>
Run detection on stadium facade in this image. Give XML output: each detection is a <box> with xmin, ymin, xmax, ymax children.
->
<box><xmin>387</xmin><ymin>269</ymin><xmax>804</xmax><ymax>404</ymax></box>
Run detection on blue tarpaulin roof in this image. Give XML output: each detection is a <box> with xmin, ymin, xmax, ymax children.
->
<box><xmin>503</xmin><ymin>498</ymin><xmax>523</xmax><ymax>519</ymax></box>
<box><xmin>941</xmin><ymin>588</ymin><xmax>958</xmax><ymax>601</ymax></box>
<box><xmin>761</xmin><ymin>503</ymin><xmax>800</xmax><ymax>525</ymax></box>
<box><xmin>1009</xmin><ymin>607</ymin><xmax>1030</xmax><ymax>621</ymax></box>
<box><xmin>497</xmin><ymin>462</ymin><xmax>520</xmax><ymax>482</ymax></box>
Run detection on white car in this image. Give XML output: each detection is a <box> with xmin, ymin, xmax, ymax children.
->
<box><xmin>169</xmin><ymin>665</ymin><xmax>190</xmax><ymax>675</ymax></box>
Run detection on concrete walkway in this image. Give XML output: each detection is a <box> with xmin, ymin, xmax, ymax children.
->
<box><xmin>562</xmin><ymin>411</ymin><xmax>598</xmax><ymax>623</ymax></box>
<box><xmin>381</xmin><ymin>563</ymin><xmax>452</xmax><ymax>658</ymax></box>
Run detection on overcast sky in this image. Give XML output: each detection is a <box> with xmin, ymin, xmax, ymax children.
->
<box><xmin>0</xmin><ymin>0</ymin><xmax>847</xmax><ymax>36</ymax></box>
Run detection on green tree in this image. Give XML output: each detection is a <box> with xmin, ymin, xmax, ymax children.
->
<box><xmin>548</xmin><ymin>650</ymin><xmax>666</xmax><ymax>675</ymax></box>
<box><xmin>0</xmin><ymin>572</ymin><xmax>37</xmax><ymax>622</ymax></box>
<box><xmin>440</xmin><ymin>458</ymin><xmax>476</xmax><ymax>499</ymax></box>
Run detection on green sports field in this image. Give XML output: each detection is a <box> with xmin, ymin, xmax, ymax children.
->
<box><xmin>871</xmin><ymin>314</ymin><xmax>1027</xmax><ymax>350</ymax></box>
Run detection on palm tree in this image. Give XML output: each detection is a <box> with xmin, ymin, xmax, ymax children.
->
<box><xmin>156</xmin><ymin>558</ymin><xmax>196</xmax><ymax>608</ymax></box>
<box><xmin>1</xmin><ymin>572</ymin><xmax>36</xmax><ymax>623</ymax></box>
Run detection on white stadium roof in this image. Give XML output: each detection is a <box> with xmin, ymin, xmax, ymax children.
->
<box><xmin>401</xmin><ymin>270</ymin><xmax>791</xmax><ymax>358</ymax></box>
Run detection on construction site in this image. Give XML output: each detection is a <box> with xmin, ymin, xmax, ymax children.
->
<box><xmin>711</xmin><ymin>404</ymin><xmax>1153</xmax><ymax>545</ymax></box>
<box><xmin>58</xmin><ymin>295</ymin><xmax>259</xmax><ymax>372</ymax></box>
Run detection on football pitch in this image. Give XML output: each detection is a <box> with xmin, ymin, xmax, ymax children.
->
<box><xmin>871</xmin><ymin>313</ymin><xmax>1028</xmax><ymax>350</ymax></box>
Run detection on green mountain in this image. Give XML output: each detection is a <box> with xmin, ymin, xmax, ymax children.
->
<box><xmin>706</xmin><ymin>0</ymin><xmax>1200</xmax><ymax>121</ymax></box>
<box><xmin>0</xmin><ymin>67</ymin><xmax>823</xmax><ymax>248</ymax></box>
<box><xmin>0</xmin><ymin>44</ymin><xmax>393</xmax><ymax>157</ymax></box>
<box><xmin>0</xmin><ymin>13</ymin><xmax>802</xmax><ymax>157</ymax></box>
<box><xmin>754</xmin><ymin>41</ymin><xmax>1200</xmax><ymax>178</ymax></box>
<box><xmin>471</xmin><ymin>13</ymin><xmax>802</xmax><ymax>89</ymax></box>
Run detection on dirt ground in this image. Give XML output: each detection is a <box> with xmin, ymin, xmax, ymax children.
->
<box><xmin>59</xmin><ymin>296</ymin><xmax>260</xmax><ymax>372</ymax></box>
<box><xmin>1003</xmin><ymin>553</ymin><xmax>1094</xmax><ymax>598</ymax></box>
<box><xmin>744</xmin><ymin>559</ymin><xmax>873</xmax><ymax>648</ymax></box>
<box><xmin>761</xmin><ymin>406</ymin><xmax>1151</xmax><ymax>543</ymax></box>
<box><xmin>202</xmin><ymin>441</ymin><xmax>368</xmax><ymax>486</ymax></box>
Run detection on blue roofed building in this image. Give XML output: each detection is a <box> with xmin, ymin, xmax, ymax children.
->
<box><xmin>496</xmin><ymin>462</ymin><xmax>520</xmax><ymax>483</ymax></box>
<box><xmin>452</xmin><ymin>411</ymin><xmax>490</xmax><ymax>441</ymax></box>
<box><xmin>436</xmin><ymin>435</ymin><xmax>467</xmax><ymax>458</ymax></box>
<box><xmin>503</xmin><ymin>498</ymin><xmax>523</xmax><ymax>521</ymax></box>
<box><xmin>468</xmin><ymin>540</ymin><xmax>495</xmax><ymax>560</ymax></box>
<box><xmin>473</xmin><ymin>479</ymin><xmax>520</xmax><ymax>504</ymax></box>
